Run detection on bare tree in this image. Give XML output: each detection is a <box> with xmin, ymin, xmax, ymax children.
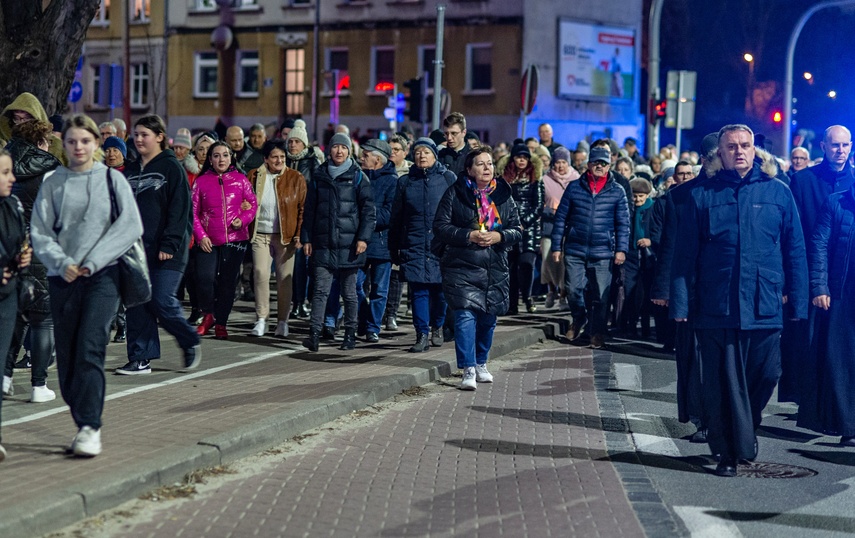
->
<box><xmin>0</xmin><ymin>0</ymin><xmax>99</xmax><ymax>114</ymax></box>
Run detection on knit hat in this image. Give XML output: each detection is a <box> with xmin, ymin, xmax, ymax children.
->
<box><xmin>661</xmin><ymin>167</ymin><xmax>675</xmax><ymax>182</ymax></box>
<box><xmin>589</xmin><ymin>146</ymin><xmax>611</xmax><ymax>164</ymax></box>
<box><xmin>280</xmin><ymin>118</ymin><xmax>296</xmax><ymax>132</ymax></box>
<box><xmin>700</xmin><ymin>132</ymin><xmax>719</xmax><ymax>157</ymax></box>
<box><xmin>362</xmin><ymin>138</ymin><xmax>391</xmax><ymax>159</ymax></box>
<box><xmin>553</xmin><ymin>146</ymin><xmax>572</xmax><ymax>163</ymax></box>
<box><xmin>429</xmin><ymin>129</ymin><xmax>445</xmax><ymax>146</ymax></box>
<box><xmin>329</xmin><ymin>132</ymin><xmax>352</xmax><ymax>153</ymax></box>
<box><xmin>48</xmin><ymin>114</ymin><xmax>64</xmax><ymax>133</ymax></box>
<box><xmin>511</xmin><ymin>143</ymin><xmax>531</xmax><ymax>159</ymax></box>
<box><xmin>173</xmin><ymin>131</ymin><xmax>192</xmax><ymax>149</ymax></box>
<box><xmin>103</xmin><ymin>136</ymin><xmax>127</xmax><ymax>158</ymax></box>
<box><xmin>630</xmin><ymin>178</ymin><xmax>653</xmax><ymax>194</ymax></box>
<box><xmin>411</xmin><ymin>137</ymin><xmax>438</xmax><ymax>159</ymax></box>
<box><xmin>287</xmin><ymin>119</ymin><xmax>309</xmax><ymax>147</ymax></box>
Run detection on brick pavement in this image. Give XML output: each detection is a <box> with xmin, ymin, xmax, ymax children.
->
<box><xmin>62</xmin><ymin>342</ymin><xmax>647</xmax><ymax>537</ymax></box>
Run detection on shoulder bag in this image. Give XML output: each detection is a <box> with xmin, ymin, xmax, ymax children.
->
<box><xmin>106</xmin><ymin>169</ymin><xmax>152</xmax><ymax>307</ymax></box>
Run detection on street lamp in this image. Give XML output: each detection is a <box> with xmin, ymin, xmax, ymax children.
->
<box><xmin>744</xmin><ymin>53</ymin><xmax>755</xmax><ymax>115</ymax></box>
<box><xmin>803</xmin><ymin>72</ymin><xmax>813</xmax><ymax>81</ymax></box>
<box><xmin>743</xmin><ymin>53</ymin><xmax>754</xmax><ymax>63</ymax></box>
<box><xmin>828</xmin><ymin>90</ymin><xmax>837</xmax><ymax>99</ymax></box>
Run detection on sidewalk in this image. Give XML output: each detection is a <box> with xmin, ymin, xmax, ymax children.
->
<box><xmin>0</xmin><ymin>304</ymin><xmax>549</xmax><ymax>538</ymax></box>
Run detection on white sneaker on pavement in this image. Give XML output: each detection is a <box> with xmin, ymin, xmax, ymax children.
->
<box><xmin>2</xmin><ymin>375</ymin><xmax>12</xmax><ymax>398</ymax></box>
<box><xmin>30</xmin><ymin>385</ymin><xmax>56</xmax><ymax>403</ymax></box>
<box><xmin>459</xmin><ymin>367</ymin><xmax>477</xmax><ymax>391</ymax></box>
<box><xmin>0</xmin><ymin>443</ymin><xmax>6</xmax><ymax>462</ymax></box>
<box><xmin>251</xmin><ymin>318</ymin><xmax>267</xmax><ymax>336</ymax></box>
<box><xmin>274</xmin><ymin>321</ymin><xmax>289</xmax><ymax>337</ymax></box>
<box><xmin>475</xmin><ymin>364</ymin><xmax>493</xmax><ymax>383</ymax></box>
<box><xmin>72</xmin><ymin>426</ymin><xmax>101</xmax><ymax>457</ymax></box>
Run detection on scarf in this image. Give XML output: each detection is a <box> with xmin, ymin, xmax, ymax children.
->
<box><xmin>466</xmin><ymin>176</ymin><xmax>502</xmax><ymax>231</ymax></box>
<box><xmin>633</xmin><ymin>197</ymin><xmax>654</xmax><ymax>244</ymax></box>
<box><xmin>586</xmin><ymin>170</ymin><xmax>608</xmax><ymax>194</ymax></box>
<box><xmin>329</xmin><ymin>157</ymin><xmax>353</xmax><ymax>179</ymax></box>
<box><xmin>544</xmin><ymin>168</ymin><xmax>579</xmax><ymax>210</ymax></box>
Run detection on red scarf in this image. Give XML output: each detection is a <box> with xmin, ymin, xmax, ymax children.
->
<box><xmin>586</xmin><ymin>170</ymin><xmax>608</xmax><ymax>194</ymax></box>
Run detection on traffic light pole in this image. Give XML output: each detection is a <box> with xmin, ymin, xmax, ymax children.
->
<box><xmin>432</xmin><ymin>4</ymin><xmax>446</xmax><ymax>130</ymax></box>
<box><xmin>647</xmin><ymin>0</ymin><xmax>665</xmax><ymax>156</ymax></box>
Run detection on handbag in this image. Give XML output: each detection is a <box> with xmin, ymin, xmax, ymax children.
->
<box><xmin>106</xmin><ymin>169</ymin><xmax>152</xmax><ymax>308</ymax></box>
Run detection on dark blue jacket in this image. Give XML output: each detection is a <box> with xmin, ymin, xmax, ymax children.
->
<box><xmin>809</xmin><ymin>185</ymin><xmax>855</xmax><ymax>300</ymax></box>
<box><xmin>670</xmin><ymin>156</ymin><xmax>808</xmax><ymax>329</ymax></box>
<box><xmin>364</xmin><ymin>160</ymin><xmax>398</xmax><ymax>261</ymax></box>
<box><xmin>389</xmin><ymin>161</ymin><xmax>456</xmax><ymax>283</ymax></box>
<box><xmin>301</xmin><ymin>159</ymin><xmax>376</xmax><ymax>270</ymax></box>
<box><xmin>550</xmin><ymin>173</ymin><xmax>630</xmax><ymax>261</ymax></box>
<box><xmin>790</xmin><ymin>159</ymin><xmax>855</xmax><ymax>252</ymax></box>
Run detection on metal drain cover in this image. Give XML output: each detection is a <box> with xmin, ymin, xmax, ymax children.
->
<box><xmin>735</xmin><ymin>461</ymin><xmax>817</xmax><ymax>478</ymax></box>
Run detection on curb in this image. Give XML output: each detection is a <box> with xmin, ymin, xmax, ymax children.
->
<box><xmin>1</xmin><ymin>325</ymin><xmax>549</xmax><ymax>538</ymax></box>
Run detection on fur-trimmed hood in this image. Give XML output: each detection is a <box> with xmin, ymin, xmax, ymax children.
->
<box><xmin>183</xmin><ymin>153</ymin><xmax>201</xmax><ymax>175</ymax></box>
<box><xmin>703</xmin><ymin>146</ymin><xmax>779</xmax><ymax>179</ymax></box>
<box><xmin>496</xmin><ymin>152</ymin><xmax>543</xmax><ymax>182</ymax></box>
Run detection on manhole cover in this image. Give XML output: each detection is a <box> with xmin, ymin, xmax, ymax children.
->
<box><xmin>735</xmin><ymin>461</ymin><xmax>817</xmax><ymax>478</ymax></box>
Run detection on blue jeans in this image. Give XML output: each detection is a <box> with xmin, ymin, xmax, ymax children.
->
<box><xmin>454</xmin><ymin>309</ymin><xmax>497</xmax><ymax>369</ymax></box>
<box><xmin>359</xmin><ymin>260</ymin><xmax>392</xmax><ymax>334</ymax></box>
<box><xmin>564</xmin><ymin>256</ymin><xmax>612</xmax><ymax>337</ymax></box>
<box><xmin>127</xmin><ymin>268</ymin><xmax>200</xmax><ymax>361</ymax></box>
<box><xmin>410</xmin><ymin>282</ymin><xmax>446</xmax><ymax>335</ymax></box>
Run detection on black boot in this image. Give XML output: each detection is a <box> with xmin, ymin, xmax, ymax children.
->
<box><xmin>303</xmin><ymin>328</ymin><xmax>320</xmax><ymax>352</ymax></box>
<box><xmin>321</xmin><ymin>326</ymin><xmax>336</xmax><ymax>340</ymax></box>
<box><xmin>409</xmin><ymin>332</ymin><xmax>430</xmax><ymax>353</ymax></box>
<box><xmin>339</xmin><ymin>328</ymin><xmax>356</xmax><ymax>350</ymax></box>
<box><xmin>113</xmin><ymin>324</ymin><xmax>127</xmax><ymax>343</ymax></box>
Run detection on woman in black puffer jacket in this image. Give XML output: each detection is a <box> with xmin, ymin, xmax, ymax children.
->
<box><xmin>286</xmin><ymin>120</ymin><xmax>320</xmax><ymax>318</ymax></box>
<box><xmin>433</xmin><ymin>146</ymin><xmax>522</xmax><ymax>391</ymax></box>
<box><xmin>4</xmin><ymin>120</ymin><xmax>60</xmax><ymax>404</ymax></box>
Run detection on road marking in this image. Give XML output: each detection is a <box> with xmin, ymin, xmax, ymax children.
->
<box><xmin>631</xmin><ymin>432</ymin><xmax>682</xmax><ymax>457</ymax></box>
<box><xmin>2</xmin><ymin>348</ymin><xmax>300</xmax><ymax>427</ymax></box>
<box><xmin>673</xmin><ymin>506</ymin><xmax>744</xmax><ymax>537</ymax></box>
<box><xmin>614</xmin><ymin>363</ymin><xmax>642</xmax><ymax>391</ymax></box>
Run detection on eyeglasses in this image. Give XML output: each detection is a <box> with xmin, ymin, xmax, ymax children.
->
<box><xmin>591</xmin><ymin>161</ymin><xmax>610</xmax><ymax>168</ymax></box>
<box><xmin>444</xmin><ymin>130</ymin><xmax>462</xmax><ymax>137</ymax></box>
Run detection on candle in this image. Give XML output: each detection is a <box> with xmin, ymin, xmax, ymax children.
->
<box><xmin>479</xmin><ymin>222</ymin><xmax>486</xmax><ymax>232</ymax></box>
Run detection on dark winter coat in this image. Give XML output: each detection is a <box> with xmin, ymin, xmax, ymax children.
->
<box><xmin>0</xmin><ymin>195</ymin><xmax>26</xmax><ymax>299</ymax></box>
<box><xmin>301</xmin><ymin>160</ymin><xmax>375</xmax><ymax>270</ymax></box>
<box><xmin>364</xmin><ymin>160</ymin><xmax>399</xmax><ymax>261</ymax></box>
<box><xmin>124</xmin><ymin>149</ymin><xmax>192</xmax><ymax>272</ymax></box>
<box><xmin>550</xmin><ymin>173</ymin><xmax>630</xmax><ymax>261</ymax></box>
<box><xmin>287</xmin><ymin>150</ymin><xmax>318</xmax><ymax>184</ymax></box>
<box><xmin>627</xmin><ymin>198</ymin><xmax>664</xmax><ymax>263</ymax></box>
<box><xmin>235</xmin><ymin>145</ymin><xmax>264</xmax><ymax>174</ymax></box>
<box><xmin>670</xmin><ymin>153</ymin><xmax>809</xmax><ymax>329</ymax></box>
<box><xmin>790</xmin><ymin>159</ymin><xmax>855</xmax><ymax>253</ymax></box>
<box><xmin>511</xmin><ymin>179</ymin><xmax>545</xmax><ymax>253</ymax></box>
<box><xmin>809</xmin><ymin>184</ymin><xmax>855</xmax><ymax>300</ymax></box>
<box><xmin>433</xmin><ymin>176</ymin><xmax>522</xmax><ymax>314</ymax></box>
<box><xmin>389</xmin><ymin>161</ymin><xmax>457</xmax><ymax>284</ymax></box>
<box><xmin>438</xmin><ymin>144</ymin><xmax>469</xmax><ymax>177</ymax></box>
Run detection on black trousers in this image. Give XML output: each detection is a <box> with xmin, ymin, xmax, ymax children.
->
<box><xmin>696</xmin><ymin>328</ymin><xmax>780</xmax><ymax>460</ymax></box>
<box><xmin>0</xmin><ymin>291</ymin><xmax>18</xmax><ymax>441</ymax></box>
<box><xmin>508</xmin><ymin>250</ymin><xmax>537</xmax><ymax>308</ymax></box>
<box><xmin>675</xmin><ymin>319</ymin><xmax>703</xmax><ymax>426</ymax></box>
<box><xmin>195</xmin><ymin>242</ymin><xmax>248</xmax><ymax>325</ymax></box>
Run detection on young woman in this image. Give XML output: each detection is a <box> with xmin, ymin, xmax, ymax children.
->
<box><xmin>116</xmin><ymin>115</ymin><xmax>201</xmax><ymax>375</ymax></box>
<box><xmin>192</xmin><ymin>141</ymin><xmax>257</xmax><ymax>339</ymax></box>
<box><xmin>30</xmin><ymin>114</ymin><xmax>144</xmax><ymax>457</ymax></box>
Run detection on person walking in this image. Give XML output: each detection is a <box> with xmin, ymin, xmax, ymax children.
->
<box><xmin>540</xmin><ymin>146</ymin><xmax>579</xmax><ymax>310</ymax></box>
<box><xmin>247</xmin><ymin>139</ymin><xmax>307</xmax><ymax>337</ymax></box>
<box><xmin>116</xmin><ymin>115</ymin><xmax>201</xmax><ymax>375</ymax></box>
<box><xmin>192</xmin><ymin>141</ymin><xmax>258</xmax><ymax>339</ymax></box>
<box><xmin>285</xmin><ymin>120</ymin><xmax>318</xmax><ymax>319</ymax></box>
<box><xmin>434</xmin><ymin>146</ymin><xmax>522</xmax><ymax>390</ymax></box>
<box><xmin>390</xmin><ymin>137</ymin><xmax>456</xmax><ymax>352</ymax></box>
<box><xmin>30</xmin><ymin>114</ymin><xmax>144</xmax><ymax>457</ymax></box>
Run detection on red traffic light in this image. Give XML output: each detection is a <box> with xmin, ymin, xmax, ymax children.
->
<box><xmin>772</xmin><ymin>111</ymin><xmax>782</xmax><ymax>123</ymax></box>
<box><xmin>374</xmin><ymin>81</ymin><xmax>395</xmax><ymax>92</ymax></box>
<box><xmin>654</xmin><ymin>99</ymin><xmax>667</xmax><ymax>119</ymax></box>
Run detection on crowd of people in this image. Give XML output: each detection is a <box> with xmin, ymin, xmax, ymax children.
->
<box><xmin>0</xmin><ymin>91</ymin><xmax>852</xmax><ymax>479</ymax></box>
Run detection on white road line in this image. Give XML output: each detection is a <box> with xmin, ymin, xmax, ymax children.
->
<box><xmin>2</xmin><ymin>348</ymin><xmax>300</xmax><ymax>427</ymax></box>
<box><xmin>614</xmin><ymin>363</ymin><xmax>643</xmax><ymax>391</ymax></box>
<box><xmin>631</xmin><ymin>432</ymin><xmax>683</xmax><ymax>457</ymax></box>
<box><xmin>673</xmin><ymin>505</ymin><xmax>744</xmax><ymax>538</ymax></box>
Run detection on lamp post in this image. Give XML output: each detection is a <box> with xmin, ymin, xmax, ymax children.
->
<box><xmin>646</xmin><ymin>0</ymin><xmax>665</xmax><ymax>156</ymax></box>
<box><xmin>743</xmin><ymin>53</ymin><xmax>755</xmax><ymax>115</ymax></box>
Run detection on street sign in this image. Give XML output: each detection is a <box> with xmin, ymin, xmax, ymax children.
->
<box><xmin>68</xmin><ymin>81</ymin><xmax>83</xmax><ymax>103</ymax></box>
<box><xmin>521</xmin><ymin>65</ymin><xmax>539</xmax><ymax>114</ymax></box>
<box><xmin>665</xmin><ymin>70</ymin><xmax>696</xmax><ymax>130</ymax></box>
<box><xmin>384</xmin><ymin>107</ymin><xmax>396</xmax><ymax>121</ymax></box>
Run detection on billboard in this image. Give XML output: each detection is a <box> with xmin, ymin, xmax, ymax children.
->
<box><xmin>557</xmin><ymin>19</ymin><xmax>635</xmax><ymax>101</ymax></box>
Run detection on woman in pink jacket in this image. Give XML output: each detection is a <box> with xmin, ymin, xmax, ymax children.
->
<box><xmin>192</xmin><ymin>141</ymin><xmax>258</xmax><ymax>339</ymax></box>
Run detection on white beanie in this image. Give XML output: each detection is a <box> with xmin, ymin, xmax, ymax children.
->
<box><xmin>287</xmin><ymin>119</ymin><xmax>309</xmax><ymax>147</ymax></box>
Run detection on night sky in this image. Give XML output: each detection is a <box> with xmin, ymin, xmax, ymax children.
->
<box><xmin>655</xmin><ymin>0</ymin><xmax>855</xmax><ymax>156</ymax></box>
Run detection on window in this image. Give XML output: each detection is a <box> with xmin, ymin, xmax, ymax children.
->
<box><xmin>194</xmin><ymin>52</ymin><xmax>219</xmax><ymax>98</ymax></box>
<box><xmin>290</xmin><ymin>0</ymin><xmax>312</xmax><ymax>5</ymax></box>
<box><xmin>232</xmin><ymin>0</ymin><xmax>259</xmax><ymax>8</ymax></box>
<box><xmin>284</xmin><ymin>48</ymin><xmax>305</xmax><ymax>115</ymax></box>
<box><xmin>237</xmin><ymin>51</ymin><xmax>259</xmax><ymax>97</ymax></box>
<box><xmin>130</xmin><ymin>0</ymin><xmax>150</xmax><ymax>23</ymax></box>
<box><xmin>194</xmin><ymin>0</ymin><xmax>216</xmax><ymax>10</ymax></box>
<box><xmin>92</xmin><ymin>65</ymin><xmax>103</xmax><ymax>106</ymax></box>
<box><xmin>370</xmin><ymin>47</ymin><xmax>394</xmax><ymax>92</ymax></box>
<box><xmin>92</xmin><ymin>0</ymin><xmax>110</xmax><ymax>26</ymax></box>
<box><xmin>325</xmin><ymin>48</ymin><xmax>349</xmax><ymax>93</ymax></box>
<box><xmin>418</xmin><ymin>45</ymin><xmax>436</xmax><ymax>88</ymax></box>
<box><xmin>131</xmin><ymin>63</ymin><xmax>149</xmax><ymax>107</ymax></box>
<box><xmin>466</xmin><ymin>43</ymin><xmax>492</xmax><ymax>91</ymax></box>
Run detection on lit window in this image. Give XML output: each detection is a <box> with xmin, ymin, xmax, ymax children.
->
<box><xmin>131</xmin><ymin>63</ymin><xmax>150</xmax><ymax>107</ymax></box>
<box><xmin>237</xmin><ymin>51</ymin><xmax>260</xmax><ymax>97</ymax></box>
<box><xmin>130</xmin><ymin>0</ymin><xmax>150</xmax><ymax>23</ymax></box>
<box><xmin>284</xmin><ymin>48</ymin><xmax>305</xmax><ymax>115</ymax></box>
<box><xmin>325</xmin><ymin>48</ymin><xmax>349</xmax><ymax>93</ymax></box>
<box><xmin>466</xmin><ymin>44</ymin><xmax>492</xmax><ymax>91</ymax></box>
<box><xmin>194</xmin><ymin>52</ymin><xmax>219</xmax><ymax>98</ymax></box>
<box><xmin>370</xmin><ymin>47</ymin><xmax>395</xmax><ymax>91</ymax></box>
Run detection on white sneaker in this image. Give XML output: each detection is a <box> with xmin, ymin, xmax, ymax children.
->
<box><xmin>73</xmin><ymin>426</ymin><xmax>101</xmax><ymax>457</ymax></box>
<box><xmin>30</xmin><ymin>385</ymin><xmax>56</xmax><ymax>403</ymax></box>
<box><xmin>475</xmin><ymin>364</ymin><xmax>494</xmax><ymax>383</ymax></box>
<box><xmin>2</xmin><ymin>375</ymin><xmax>12</xmax><ymax>398</ymax></box>
<box><xmin>0</xmin><ymin>443</ymin><xmax>6</xmax><ymax>462</ymax></box>
<box><xmin>459</xmin><ymin>367</ymin><xmax>477</xmax><ymax>391</ymax></box>
<box><xmin>250</xmin><ymin>318</ymin><xmax>267</xmax><ymax>336</ymax></box>
<box><xmin>274</xmin><ymin>321</ymin><xmax>289</xmax><ymax>337</ymax></box>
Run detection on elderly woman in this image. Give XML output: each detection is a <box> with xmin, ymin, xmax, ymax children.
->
<box><xmin>433</xmin><ymin>146</ymin><xmax>522</xmax><ymax>390</ymax></box>
<box><xmin>541</xmin><ymin>146</ymin><xmax>579</xmax><ymax>309</ymax></box>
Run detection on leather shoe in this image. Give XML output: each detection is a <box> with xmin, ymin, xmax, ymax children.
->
<box><xmin>715</xmin><ymin>458</ymin><xmax>737</xmax><ymax>477</ymax></box>
<box><xmin>841</xmin><ymin>436</ymin><xmax>855</xmax><ymax>447</ymax></box>
<box><xmin>690</xmin><ymin>428</ymin><xmax>707</xmax><ymax>443</ymax></box>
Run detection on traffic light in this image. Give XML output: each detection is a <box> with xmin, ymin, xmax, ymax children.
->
<box><xmin>654</xmin><ymin>99</ymin><xmax>667</xmax><ymax>120</ymax></box>
<box><xmin>404</xmin><ymin>77</ymin><xmax>424</xmax><ymax>123</ymax></box>
<box><xmin>772</xmin><ymin>110</ymin><xmax>783</xmax><ymax>123</ymax></box>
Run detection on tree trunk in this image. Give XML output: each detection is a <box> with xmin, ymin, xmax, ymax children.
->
<box><xmin>0</xmin><ymin>0</ymin><xmax>99</xmax><ymax>115</ymax></box>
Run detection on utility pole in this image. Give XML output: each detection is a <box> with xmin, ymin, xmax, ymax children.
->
<box><xmin>646</xmin><ymin>0</ymin><xmax>665</xmax><ymax>156</ymax></box>
<box><xmin>123</xmin><ymin>0</ymin><xmax>131</xmax><ymax>128</ymax></box>
<box><xmin>311</xmin><ymin>0</ymin><xmax>320</xmax><ymax>143</ymax></box>
<box><xmin>431</xmin><ymin>4</ymin><xmax>446</xmax><ymax>130</ymax></box>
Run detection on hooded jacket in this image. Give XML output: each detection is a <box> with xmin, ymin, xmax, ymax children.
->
<box><xmin>433</xmin><ymin>176</ymin><xmax>522</xmax><ymax>314</ymax></box>
<box><xmin>125</xmin><ymin>149</ymin><xmax>194</xmax><ymax>271</ymax></box>
<box><xmin>287</xmin><ymin>148</ymin><xmax>319</xmax><ymax>184</ymax></box>
<box><xmin>247</xmin><ymin>164</ymin><xmax>307</xmax><ymax>245</ymax></box>
<box><xmin>192</xmin><ymin>168</ymin><xmax>258</xmax><ymax>246</ymax></box>
<box><xmin>300</xmin><ymin>159</ymin><xmax>375</xmax><ymax>269</ymax></box>
<box><xmin>364</xmin><ymin>160</ymin><xmax>399</xmax><ymax>261</ymax></box>
<box><xmin>809</xmin><ymin>184</ymin><xmax>855</xmax><ymax>300</ymax></box>
<box><xmin>0</xmin><ymin>93</ymin><xmax>65</xmax><ymax>165</ymax></box>
<box><xmin>389</xmin><ymin>160</ymin><xmax>457</xmax><ymax>283</ymax></box>
<box><xmin>670</xmin><ymin>151</ymin><xmax>808</xmax><ymax>329</ymax></box>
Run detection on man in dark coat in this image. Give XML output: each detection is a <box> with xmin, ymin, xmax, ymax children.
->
<box><xmin>780</xmin><ymin>125</ymin><xmax>855</xmax><ymax>403</ymax></box>
<box><xmin>437</xmin><ymin>112</ymin><xmax>470</xmax><ymax>177</ymax></box>
<box><xmin>671</xmin><ymin>124</ymin><xmax>808</xmax><ymax>477</ymax></box>
<box><xmin>551</xmin><ymin>146</ymin><xmax>630</xmax><ymax>349</ymax></box>
<box><xmin>301</xmin><ymin>133</ymin><xmax>375</xmax><ymax>351</ymax></box>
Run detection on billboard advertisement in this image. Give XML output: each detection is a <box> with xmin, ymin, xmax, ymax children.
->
<box><xmin>557</xmin><ymin>19</ymin><xmax>635</xmax><ymax>101</ymax></box>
